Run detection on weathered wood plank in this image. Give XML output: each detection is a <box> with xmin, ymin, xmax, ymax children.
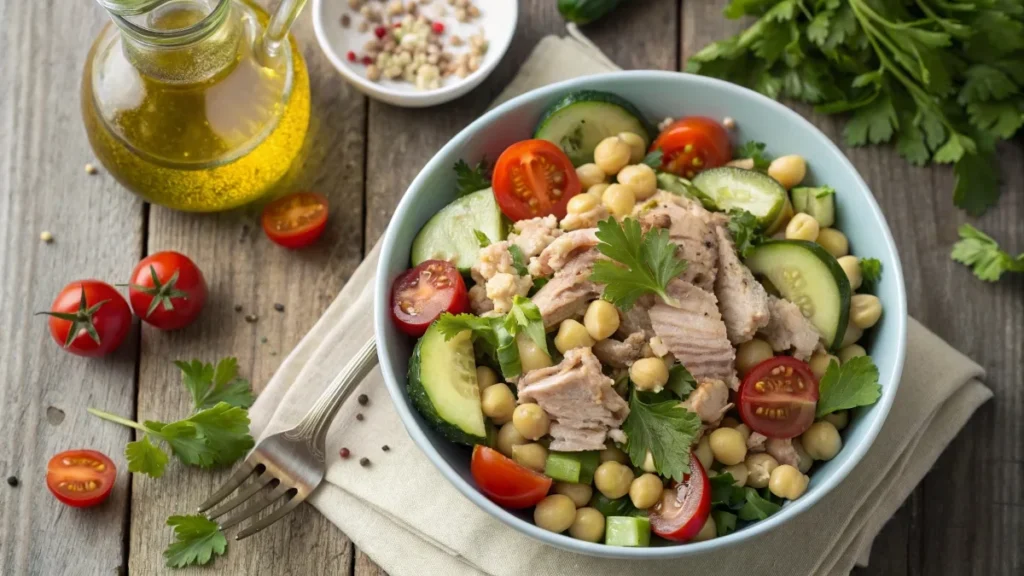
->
<box><xmin>127</xmin><ymin>6</ymin><xmax>365</xmax><ymax>575</ymax></box>
<box><xmin>0</xmin><ymin>1</ymin><xmax>143</xmax><ymax>575</ymax></box>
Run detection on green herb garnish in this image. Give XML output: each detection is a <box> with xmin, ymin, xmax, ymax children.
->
<box><xmin>951</xmin><ymin>224</ymin><xmax>1024</xmax><ymax>281</ymax></box>
<box><xmin>590</xmin><ymin>217</ymin><xmax>688</xmax><ymax>310</ymax></box>
<box><xmin>815</xmin><ymin>356</ymin><xmax>882</xmax><ymax>418</ymax></box>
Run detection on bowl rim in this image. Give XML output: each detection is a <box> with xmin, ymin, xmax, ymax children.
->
<box><xmin>373</xmin><ymin>69</ymin><xmax>908</xmax><ymax>558</ymax></box>
<box><xmin>311</xmin><ymin>0</ymin><xmax>519</xmax><ymax>108</ymax></box>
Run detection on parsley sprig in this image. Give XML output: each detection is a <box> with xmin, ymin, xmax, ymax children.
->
<box><xmin>816</xmin><ymin>356</ymin><xmax>882</xmax><ymax>418</ymax></box>
<box><xmin>164</xmin><ymin>515</ymin><xmax>228</xmax><ymax>568</ymax></box>
<box><xmin>621</xmin><ymin>387</ymin><xmax>702</xmax><ymax>481</ymax></box>
<box><xmin>590</xmin><ymin>217</ymin><xmax>688</xmax><ymax>310</ymax></box>
<box><xmin>736</xmin><ymin>140</ymin><xmax>772</xmax><ymax>171</ymax></box>
<box><xmin>951</xmin><ymin>224</ymin><xmax>1024</xmax><ymax>281</ymax></box>
<box><xmin>435</xmin><ymin>296</ymin><xmax>547</xmax><ymax>379</ymax></box>
<box><xmin>453</xmin><ymin>158</ymin><xmax>490</xmax><ymax>197</ymax></box>
<box><xmin>726</xmin><ymin>209</ymin><xmax>765</xmax><ymax>258</ymax></box>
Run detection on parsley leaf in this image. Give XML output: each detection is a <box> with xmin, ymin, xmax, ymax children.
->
<box><xmin>666</xmin><ymin>364</ymin><xmax>697</xmax><ymax>399</ymax></box>
<box><xmin>453</xmin><ymin>158</ymin><xmax>490</xmax><ymax>197</ymax></box>
<box><xmin>736</xmin><ymin>141</ymin><xmax>772</xmax><ymax>171</ymax></box>
<box><xmin>951</xmin><ymin>223</ymin><xmax>1024</xmax><ymax>281</ymax></box>
<box><xmin>815</xmin><ymin>356</ymin><xmax>882</xmax><ymax>418</ymax></box>
<box><xmin>126</xmin><ymin>435</ymin><xmax>169</xmax><ymax>478</ymax></box>
<box><xmin>507</xmin><ymin>243</ymin><xmax>529</xmax><ymax>276</ymax></box>
<box><xmin>859</xmin><ymin>257</ymin><xmax>882</xmax><ymax>287</ymax></box>
<box><xmin>164</xmin><ymin>515</ymin><xmax>228</xmax><ymax>568</ymax></box>
<box><xmin>435</xmin><ymin>297</ymin><xmax>548</xmax><ymax>379</ymax></box>
<box><xmin>737</xmin><ymin>487</ymin><xmax>782</xmax><ymax>521</ymax></box>
<box><xmin>590</xmin><ymin>218</ymin><xmax>688</xmax><ymax>310</ymax></box>
<box><xmin>642</xmin><ymin>148</ymin><xmax>664</xmax><ymax>169</ymax></box>
<box><xmin>473</xmin><ymin>229</ymin><xmax>491</xmax><ymax>248</ymax></box>
<box><xmin>506</xmin><ymin>296</ymin><xmax>548</xmax><ymax>355</ymax></box>
<box><xmin>622</xmin><ymin>387</ymin><xmax>702</xmax><ymax>481</ymax></box>
<box><xmin>726</xmin><ymin>209</ymin><xmax>764</xmax><ymax>258</ymax></box>
<box><xmin>709</xmin><ymin>472</ymin><xmax>746</xmax><ymax>508</ymax></box>
<box><xmin>713</xmin><ymin>510</ymin><xmax>738</xmax><ymax>537</ymax></box>
<box><xmin>176</xmin><ymin>357</ymin><xmax>254</xmax><ymax>411</ymax></box>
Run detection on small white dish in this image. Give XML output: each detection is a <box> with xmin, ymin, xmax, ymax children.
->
<box><xmin>313</xmin><ymin>0</ymin><xmax>518</xmax><ymax>107</ymax></box>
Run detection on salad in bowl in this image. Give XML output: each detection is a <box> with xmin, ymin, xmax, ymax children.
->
<box><xmin>380</xmin><ymin>77</ymin><xmax>902</xmax><ymax>552</ymax></box>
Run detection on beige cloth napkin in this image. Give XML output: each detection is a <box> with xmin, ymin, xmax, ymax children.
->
<box><xmin>249</xmin><ymin>34</ymin><xmax>993</xmax><ymax>576</ymax></box>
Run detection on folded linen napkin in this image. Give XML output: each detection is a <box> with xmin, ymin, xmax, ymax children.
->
<box><xmin>248</xmin><ymin>33</ymin><xmax>993</xmax><ymax>576</ymax></box>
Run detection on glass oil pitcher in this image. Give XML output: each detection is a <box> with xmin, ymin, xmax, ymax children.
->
<box><xmin>82</xmin><ymin>0</ymin><xmax>311</xmax><ymax>211</ymax></box>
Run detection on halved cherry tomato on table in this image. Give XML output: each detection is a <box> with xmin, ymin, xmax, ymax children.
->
<box><xmin>261</xmin><ymin>192</ymin><xmax>329</xmax><ymax>249</ymax></box>
<box><xmin>470</xmin><ymin>445</ymin><xmax>552</xmax><ymax>509</ymax></box>
<box><xmin>127</xmin><ymin>251</ymin><xmax>207</xmax><ymax>331</ymax></box>
<box><xmin>738</xmin><ymin>356</ymin><xmax>819</xmax><ymax>439</ymax></box>
<box><xmin>649</xmin><ymin>452</ymin><xmax>711</xmax><ymax>542</ymax></box>
<box><xmin>390</xmin><ymin>259</ymin><xmax>469</xmax><ymax>337</ymax></box>
<box><xmin>46</xmin><ymin>449</ymin><xmax>116</xmax><ymax>508</ymax></box>
<box><xmin>39</xmin><ymin>280</ymin><xmax>132</xmax><ymax>357</ymax></box>
<box><xmin>651</xmin><ymin>117</ymin><xmax>731</xmax><ymax>179</ymax></box>
<box><xmin>492</xmin><ymin>139</ymin><xmax>581</xmax><ymax>221</ymax></box>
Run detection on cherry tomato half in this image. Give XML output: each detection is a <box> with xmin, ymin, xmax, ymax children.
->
<box><xmin>652</xmin><ymin>117</ymin><xmax>731</xmax><ymax>179</ymax></box>
<box><xmin>128</xmin><ymin>251</ymin><xmax>207</xmax><ymax>331</ymax></box>
<box><xmin>649</xmin><ymin>453</ymin><xmax>711</xmax><ymax>542</ymax></box>
<box><xmin>40</xmin><ymin>280</ymin><xmax>132</xmax><ymax>357</ymax></box>
<box><xmin>390</xmin><ymin>260</ymin><xmax>469</xmax><ymax>337</ymax></box>
<box><xmin>470</xmin><ymin>445</ymin><xmax>552</xmax><ymax>509</ymax></box>
<box><xmin>492</xmin><ymin>139</ymin><xmax>581</xmax><ymax>221</ymax></box>
<box><xmin>738</xmin><ymin>356</ymin><xmax>819</xmax><ymax>439</ymax></box>
<box><xmin>261</xmin><ymin>192</ymin><xmax>329</xmax><ymax>249</ymax></box>
<box><xmin>46</xmin><ymin>449</ymin><xmax>116</xmax><ymax>508</ymax></box>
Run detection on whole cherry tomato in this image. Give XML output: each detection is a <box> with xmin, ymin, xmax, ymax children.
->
<box><xmin>127</xmin><ymin>251</ymin><xmax>207</xmax><ymax>330</ymax></box>
<box><xmin>40</xmin><ymin>280</ymin><xmax>132</xmax><ymax>357</ymax></box>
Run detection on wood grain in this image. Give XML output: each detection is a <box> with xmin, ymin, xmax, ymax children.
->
<box><xmin>0</xmin><ymin>0</ymin><xmax>143</xmax><ymax>574</ymax></box>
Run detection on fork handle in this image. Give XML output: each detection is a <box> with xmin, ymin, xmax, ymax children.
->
<box><xmin>285</xmin><ymin>337</ymin><xmax>378</xmax><ymax>457</ymax></box>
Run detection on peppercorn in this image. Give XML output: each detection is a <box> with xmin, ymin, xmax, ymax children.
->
<box><xmin>359</xmin><ymin>457</ymin><xmax>371</xmax><ymax>467</ymax></box>
<box><xmin>356</xmin><ymin>413</ymin><xmax>365</xmax><ymax>421</ymax></box>
<box><xmin>357</xmin><ymin>394</ymin><xmax>369</xmax><ymax>406</ymax></box>
<box><xmin>339</xmin><ymin>448</ymin><xmax>351</xmax><ymax>459</ymax></box>
<box><xmin>234</xmin><ymin>304</ymin><xmax>243</xmax><ymax>313</ymax></box>
<box><xmin>6</xmin><ymin>476</ymin><xmax>18</xmax><ymax>487</ymax></box>
<box><xmin>382</xmin><ymin>445</ymin><xmax>390</xmax><ymax>452</ymax></box>
<box><xmin>273</xmin><ymin>303</ymin><xmax>285</xmax><ymax>312</ymax></box>
<box><xmin>245</xmin><ymin>314</ymin><xmax>258</xmax><ymax>323</ymax></box>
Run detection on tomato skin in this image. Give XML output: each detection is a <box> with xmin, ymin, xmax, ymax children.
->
<box><xmin>652</xmin><ymin>117</ymin><xmax>732</xmax><ymax>178</ymax></box>
<box><xmin>390</xmin><ymin>260</ymin><xmax>469</xmax><ymax>337</ymax></box>
<box><xmin>649</xmin><ymin>453</ymin><xmax>711</xmax><ymax>542</ymax></box>
<box><xmin>128</xmin><ymin>251</ymin><xmax>207</xmax><ymax>331</ymax></box>
<box><xmin>261</xmin><ymin>192</ymin><xmax>329</xmax><ymax>249</ymax></box>
<box><xmin>471</xmin><ymin>445</ymin><xmax>552</xmax><ymax>509</ymax></box>
<box><xmin>43</xmin><ymin>281</ymin><xmax>132</xmax><ymax>357</ymax></box>
<box><xmin>46</xmin><ymin>449</ymin><xmax>116</xmax><ymax>508</ymax></box>
<box><xmin>738</xmin><ymin>356</ymin><xmax>819</xmax><ymax>439</ymax></box>
<box><xmin>492</xmin><ymin>139</ymin><xmax>581</xmax><ymax>221</ymax></box>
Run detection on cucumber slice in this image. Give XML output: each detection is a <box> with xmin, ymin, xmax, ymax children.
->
<box><xmin>411</xmin><ymin>188</ymin><xmax>504</xmax><ymax>273</ymax></box>
<box><xmin>544</xmin><ymin>451</ymin><xmax>600</xmax><ymax>484</ymax></box>
<box><xmin>605</xmin><ymin>516</ymin><xmax>651</xmax><ymax>547</ymax></box>
<box><xmin>407</xmin><ymin>324</ymin><xmax>488</xmax><ymax>445</ymax></box>
<box><xmin>535</xmin><ymin>90</ymin><xmax>653</xmax><ymax>166</ymax></box>
<box><xmin>791</xmin><ymin>186</ymin><xmax>836</xmax><ymax>228</ymax></box>
<box><xmin>743</xmin><ymin>240</ymin><xmax>852</xmax><ymax>351</ymax></box>
<box><xmin>655</xmin><ymin>172</ymin><xmax>717</xmax><ymax>209</ymax></box>
<box><xmin>691</xmin><ymin>167</ymin><xmax>787</xmax><ymax>228</ymax></box>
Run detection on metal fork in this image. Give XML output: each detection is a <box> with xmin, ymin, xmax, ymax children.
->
<box><xmin>197</xmin><ymin>337</ymin><xmax>379</xmax><ymax>540</ymax></box>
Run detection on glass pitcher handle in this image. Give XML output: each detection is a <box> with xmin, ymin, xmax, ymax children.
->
<box><xmin>260</xmin><ymin>0</ymin><xmax>309</xmax><ymax>61</ymax></box>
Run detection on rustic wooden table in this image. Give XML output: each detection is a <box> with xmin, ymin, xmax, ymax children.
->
<box><xmin>1</xmin><ymin>0</ymin><xmax>1021</xmax><ymax>574</ymax></box>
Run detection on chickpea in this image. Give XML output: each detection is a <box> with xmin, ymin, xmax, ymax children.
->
<box><xmin>594</xmin><ymin>461</ymin><xmax>634</xmax><ymax>499</ymax></box>
<box><xmin>476</xmin><ymin>366</ymin><xmax>498</xmax><ymax>392</ymax></box>
<box><xmin>816</xmin><ymin>228</ymin><xmax>849</xmax><ymax>258</ymax></box>
<box><xmin>575</xmin><ymin>163</ymin><xmax>606</xmax><ymax>189</ymax></box>
<box><xmin>481</xmin><ymin>383</ymin><xmax>515</xmax><ymax>424</ymax></box>
<box><xmin>517</xmin><ymin>333</ymin><xmax>553</xmax><ymax>373</ymax></box>
<box><xmin>554</xmin><ymin>319</ymin><xmax>595</xmax><ymax>354</ymax></box>
<box><xmin>837</xmin><ymin>255</ymin><xmax>862</xmax><ymax>291</ymax></box>
<box><xmin>726</xmin><ymin>158</ymin><xmax>755</xmax><ymax>170</ymax></box>
<box><xmin>602</xmin><ymin>184</ymin><xmax>636</xmax><ymax>219</ymax></box>
<box><xmin>837</xmin><ymin>344</ymin><xmax>867</xmax><ymax>364</ymax></box>
<box><xmin>588</xmin><ymin>183</ymin><xmax>610</xmax><ymax>198</ymax></box>
<box><xmin>534</xmin><ymin>494</ymin><xmax>576</xmax><ymax>533</ymax></box>
<box><xmin>640</xmin><ymin>450</ymin><xmax>657</xmax><ymax>473</ymax></box>
<box><xmin>692</xmin><ymin>515</ymin><xmax>717</xmax><ymax>542</ymax></box>
<box><xmin>629</xmin><ymin>474</ymin><xmax>664</xmax><ymax>509</ymax></box>
<box><xmin>802</xmin><ymin>421</ymin><xmax>842</xmax><ymax>461</ymax></box>
<box><xmin>512</xmin><ymin>403</ymin><xmax>550</xmax><ymax>440</ymax></box>
<box><xmin>786</xmin><ymin>213</ymin><xmax>820</xmax><ymax>242</ymax></box>
<box><xmin>767</xmin><ymin>155</ymin><xmax>807</xmax><ymax>190</ymax></box>
<box><xmin>850</xmin><ymin>294</ymin><xmax>882</xmax><ymax>329</ymax></box>
<box><xmin>709</xmin><ymin>427</ymin><xmax>747</xmax><ymax>465</ymax></box>
<box><xmin>722</xmin><ymin>463</ymin><xmax>749</xmax><ymax>487</ymax></box>
<box><xmin>617</xmin><ymin>164</ymin><xmax>657</xmax><ymax>200</ymax></box>
<box><xmin>566</xmin><ymin>193</ymin><xmax>599</xmax><ymax>216</ymax></box>
<box><xmin>720</xmin><ymin>416</ymin><xmax>740</xmax><ymax>428</ymax></box>
<box><xmin>808</xmin><ymin>351</ymin><xmax>839</xmax><ymax>379</ymax></box>
<box><xmin>569</xmin><ymin>507</ymin><xmax>606</xmax><ymax>542</ymax></box>
<box><xmin>600</xmin><ymin>445</ymin><xmax>630</xmax><ymax>464</ymax></box>
<box><xmin>768</xmin><ymin>465</ymin><xmax>809</xmax><ymax>500</ymax></box>
<box><xmin>735</xmin><ymin>338</ymin><xmax>773</xmax><ymax>376</ymax></box>
<box><xmin>694</xmin><ymin>436</ymin><xmax>713</xmax><ymax>471</ymax></box>
<box><xmin>512</xmin><ymin>442</ymin><xmax>548</xmax><ymax>472</ymax></box>
<box><xmin>554</xmin><ymin>482</ymin><xmax>593</xmax><ymax>508</ymax></box>
<box><xmin>618</xmin><ymin>132</ymin><xmax>647</xmax><ymax>164</ymax></box>
<box><xmin>745</xmin><ymin>453</ymin><xmax>779</xmax><ymax>489</ymax></box>
<box><xmin>792</xmin><ymin>438</ymin><xmax>813</xmax><ymax>473</ymax></box>
<box><xmin>823</xmin><ymin>410</ymin><xmax>849</xmax><ymax>431</ymax></box>
<box><xmin>841</xmin><ymin>323</ymin><xmax>863</xmax><ymax>348</ymax></box>
<box><xmin>630</xmin><ymin>357</ymin><xmax>670</xmax><ymax>391</ymax></box>
<box><xmin>495</xmin><ymin>422</ymin><xmax>527</xmax><ymax>457</ymax></box>
<box><xmin>734</xmin><ymin>423</ymin><xmax>752</xmax><ymax>443</ymax></box>
<box><xmin>584</xmin><ymin>300</ymin><xmax>619</xmax><ymax>341</ymax></box>
<box><xmin>594</xmin><ymin>136</ymin><xmax>631</xmax><ymax>175</ymax></box>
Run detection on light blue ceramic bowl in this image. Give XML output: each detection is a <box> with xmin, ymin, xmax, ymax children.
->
<box><xmin>374</xmin><ymin>71</ymin><xmax>907</xmax><ymax>558</ymax></box>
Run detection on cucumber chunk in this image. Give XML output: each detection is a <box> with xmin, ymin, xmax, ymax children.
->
<box><xmin>743</xmin><ymin>240</ymin><xmax>852</xmax><ymax>351</ymax></box>
<box><xmin>535</xmin><ymin>90</ymin><xmax>653</xmax><ymax>166</ymax></box>
<box><xmin>656</xmin><ymin>172</ymin><xmax>717</xmax><ymax>209</ymax></box>
<box><xmin>605</xmin><ymin>516</ymin><xmax>651</xmax><ymax>547</ymax></box>
<box><xmin>791</xmin><ymin>186</ymin><xmax>836</xmax><ymax>228</ymax></box>
<box><xmin>691</xmin><ymin>167</ymin><xmax>787</xmax><ymax>228</ymax></box>
<box><xmin>407</xmin><ymin>324</ymin><xmax>488</xmax><ymax>445</ymax></box>
<box><xmin>411</xmin><ymin>188</ymin><xmax>504</xmax><ymax>273</ymax></box>
<box><xmin>544</xmin><ymin>451</ymin><xmax>600</xmax><ymax>484</ymax></box>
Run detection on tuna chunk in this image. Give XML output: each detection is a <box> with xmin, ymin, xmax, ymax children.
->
<box><xmin>530</xmin><ymin>250</ymin><xmax>602</xmax><ymax>329</ymax></box>
<box><xmin>592</xmin><ymin>332</ymin><xmax>647</xmax><ymax>368</ymax></box>
<box><xmin>760</xmin><ymin>295</ymin><xmax>822</xmax><ymax>360</ymax></box>
<box><xmin>509</xmin><ymin>215</ymin><xmax>561</xmax><ymax>259</ymax></box>
<box><xmin>561</xmin><ymin>203</ymin><xmax>609</xmax><ymax>231</ymax></box>
<box><xmin>766</xmin><ymin>437</ymin><xmax>812</xmax><ymax>472</ymax></box>
<box><xmin>686</xmin><ymin>378</ymin><xmax>733</xmax><ymax>424</ymax></box>
<box><xmin>517</xmin><ymin>347</ymin><xmax>630</xmax><ymax>451</ymax></box>
<box><xmin>468</xmin><ymin>285</ymin><xmax>493</xmax><ymax>315</ymax></box>
<box><xmin>714</xmin><ymin>226</ymin><xmax>770</xmax><ymax>344</ymax></box>
<box><xmin>648</xmin><ymin>279</ymin><xmax>739</xmax><ymax>389</ymax></box>
<box><xmin>637</xmin><ymin>192</ymin><xmax>719</xmax><ymax>292</ymax></box>
<box><xmin>616</xmin><ymin>294</ymin><xmax>655</xmax><ymax>340</ymax></box>
<box><xmin>747</xmin><ymin>431</ymin><xmax>768</xmax><ymax>453</ymax></box>
<box><xmin>529</xmin><ymin>228</ymin><xmax>600</xmax><ymax>277</ymax></box>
